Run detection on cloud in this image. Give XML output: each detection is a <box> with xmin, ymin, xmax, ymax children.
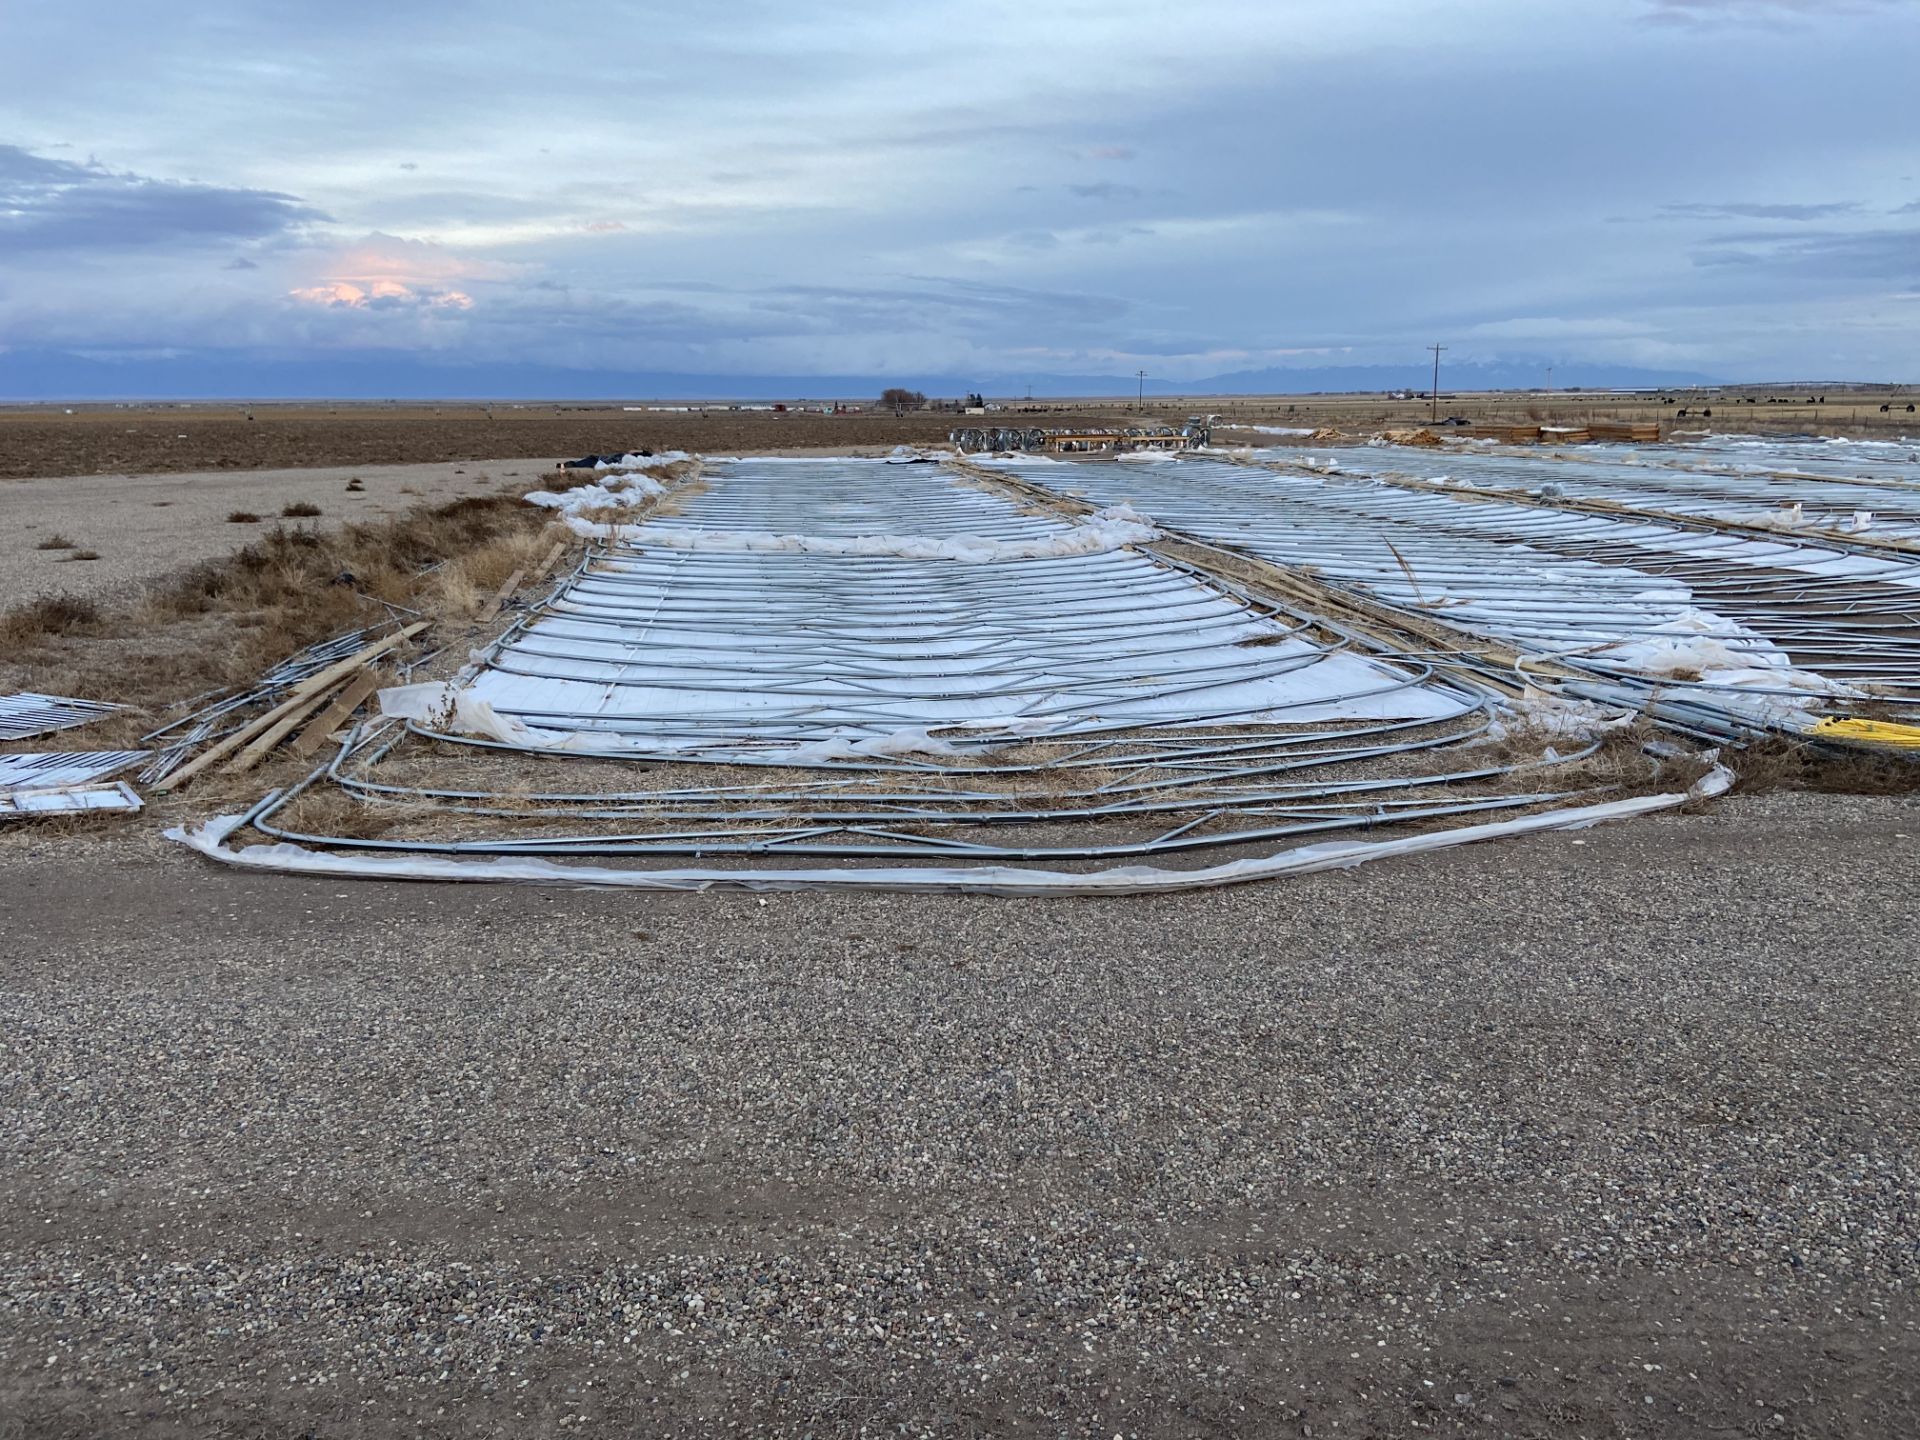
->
<box><xmin>1691</xmin><ymin>227</ymin><xmax>1920</xmax><ymax>280</ymax></box>
<box><xmin>1645</xmin><ymin>0</ymin><xmax>1895</xmax><ymax>23</ymax></box>
<box><xmin>223</xmin><ymin>256</ymin><xmax>259</xmax><ymax>271</ymax></box>
<box><xmin>289</xmin><ymin>280</ymin><xmax>473</xmax><ymax>310</ymax></box>
<box><xmin>283</xmin><ymin>233</ymin><xmax>518</xmax><ymax>314</ymax></box>
<box><xmin>1469</xmin><ymin>317</ymin><xmax>1649</xmax><ymax>340</ymax></box>
<box><xmin>0</xmin><ymin>144</ymin><xmax>325</xmax><ymax>254</ymax></box>
<box><xmin>1662</xmin><ymin>200</ymin><xmax>1860</xmax><ymax>221</ymax></box>
<box><xmin>1066</xmin><ymin>182</ymin><xmax>1142</xmax><ymax>201</ymax></box>
<box><xmin>6</xmin><ymin>3</ymin><xmax>1920</xmax><ymax>384</ymax></box>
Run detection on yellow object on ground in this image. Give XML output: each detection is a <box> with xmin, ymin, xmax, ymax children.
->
<box><xmin>1810</xmin><ymin>717</ymin><xmax>1920</xmax><ymax>749</ymax></box>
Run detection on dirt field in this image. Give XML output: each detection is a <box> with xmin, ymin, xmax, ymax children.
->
<box><xmin>5</xmin><ymin>390</ymin><xmax>1915</xmax><ymax>483</ymax></box>
<box><xmin>0</xmin><ymin>406</ymin><xmax>1088</xmax><ymax>481</ymax></box>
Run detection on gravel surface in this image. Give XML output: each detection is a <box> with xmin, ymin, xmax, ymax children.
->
<box><xmin>2</xmin><ymin>790</ymin><xmax>1917</xmax><ymax>1436</ymax></box>
<box><xmin>0</xmin><ymin>460</ymin><xmax>549</xmax><ymax>609</ymax></box>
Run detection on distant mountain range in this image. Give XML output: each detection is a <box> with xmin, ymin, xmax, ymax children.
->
<box><xmin>0</xmin><ymin>348</ymin><xmax>1724</xmax><ymax>402</ymax></box>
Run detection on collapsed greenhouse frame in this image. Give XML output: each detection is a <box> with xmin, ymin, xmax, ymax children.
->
<box><xmin>173</xmin><ymin>439</ymin><xmax>1919</xmax><ymax>890</ymax></box>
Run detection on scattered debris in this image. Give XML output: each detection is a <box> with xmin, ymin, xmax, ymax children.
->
<box><xmin>155</xmin><ymin>622</ymin><xmax>429</xmax><ymax>789</ymax></box>
<box><xmin>0</xmin><ymin>692</ymin><xmax>121</xmax><ymax>741</ymax></box>
<box><xmin>950</xmin><ymin>416</ymin><xmax>1215</xmax><ymax>454</ymax></box>
<box><xmin>0</xmin><ymin>749</ymin><xmax>148</xmax><ymax>821</ymax></box>
<box><xmin>559</xmin><ymin>450</ymin><xmax>654</xmax><ymax>469</ymax></box>
<box><xmin>0</xmin><ymin>780</ymin><xmax>141</xmax><ymax>818</ymax></box>
<box><xmin>139</xmin><ymin>626</ymin><xmax>418</xmax><ymax>784</ymax></box>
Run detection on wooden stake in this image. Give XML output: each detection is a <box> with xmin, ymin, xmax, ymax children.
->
<box><xmin>530</xmin><ymin>540</ymin><xmax>567</xmax><ymax>582</ymax></box>
<box><xmin>476</xmin><ymin>570</ymin><xmax>525</xmax><ymax>624</ymax></box>
<box><xmin>153</xmin><ymin>622</ymin><xmax>428</xmax><ymax>792</ymax></box>
<box><xmin>284</xmin><ymin>668</ymin><xmax>386</xmax><ymax>760</ymax></box>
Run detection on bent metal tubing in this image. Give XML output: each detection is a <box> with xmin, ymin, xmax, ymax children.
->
<box><xmin>179</xmin><ymin>456</ymin><xmax>1704</xmax><ymax>876</ymax></box>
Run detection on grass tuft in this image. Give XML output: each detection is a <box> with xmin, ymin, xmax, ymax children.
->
<box><xmin>35</xmin><ymin>534</ymin><xmax>76</xmax><ymax>551</ymax></box>
<box><xmin>281</xmin><ymin>501</ymin><xmax>323</xmax><ymax>518</ymax></box>
<box><xmin>0</xmin><ymin>592</ymin><xmax>104</xmax><ymax>648</ymax></box>
<box><xmin>1721</xmin><ymin>736</ymin><xmax>1920</xmax><ymax>796</ymax></box>
<box><xmin>227</xmin><ymin>510</ymin><xmax>260</xmax><ymax>523</ymax></box>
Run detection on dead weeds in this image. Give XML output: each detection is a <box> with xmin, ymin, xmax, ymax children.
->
<box><xmin>0</xmin><ymin>593</ymin><xmax>106</xmax><ymax>648</ymax></box>
<box><xmin>1721</xmin><ymin>737</ymin><xmax>1920</xmax><ymax>796</ymax></box>
<box><xmin>1</xmin><ymin>492</ymin><xmax>558</xmax><ymax>717</ymax></box>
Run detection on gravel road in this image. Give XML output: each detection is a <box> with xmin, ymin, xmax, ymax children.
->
<box><xmin>1</xmin><ymin>791</ymin><xmax>1916</xmax><ymax>1437</ymax></box>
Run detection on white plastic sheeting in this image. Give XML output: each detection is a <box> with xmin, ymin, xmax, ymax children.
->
<box><xmin>564</xmin><ymin>503</ymin><xmax>1160</xmax><ymax>560</ymax></box>
<box><xmin>407</xmin><ymin>459</ymin><xmax>1469</xmax><ymax>757</ymax></box>
<box><xmin>168</xmin><ymin>454</ymin><xmax>1736</xmax><ymax>882</ymax></box>
<box><xmin>0</xmin><ymin>693</ymin><xmax>122</xmax><ymax>741</ymax></box>
<box><xmin>1012</xmin><ymin>451</ymin><xmax>1920</xmax><ymax>717</ymax></box>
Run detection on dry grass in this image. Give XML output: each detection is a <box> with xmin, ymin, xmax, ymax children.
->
<box><xmin>0</xmin><ymin>593</ymin><xmax>105</xmax><ymax>648</ymax></box>
<box><xmin>35</xmin><ymin>534</ymin><xmax>76</xmax><ymax>551</ymax></box>
<box><xmin>227</xmin><ymin>511</ymin><xmax>260</xmax><ymax>523</ymax></box>
<box><xmin>1</xmin><ymin>493</ymin><xmax>556</xmax><ymax>719</ymax></box>
<box><xmin>281</xmin><ymin>501</ymin><xmax>323</xmax><ymax>518</ymax></box>
<box><xmin>435</xmin><ymin>526</ymin><xmax>565</xmax><ymax>617</ymax></box>
<box><xmin>1721</xmin><ymin>737</ymin><xmax>1920</xmax><ymax>796</ymax></box>
<box><xmin>1484</xmin><ymin>717</ymin><xmax>1712</xmax><ymax>797</ymax></box>
<box><xmin>271</xmin><ymin>787</ymin><xmax>435</xmax><ymax>840</ymax></box>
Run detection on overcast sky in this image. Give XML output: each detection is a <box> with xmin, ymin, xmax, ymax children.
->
<box><xmin>3</xmin><ymin>0</ymin><xmax>1917</xmax><ymax>387</ymax></box>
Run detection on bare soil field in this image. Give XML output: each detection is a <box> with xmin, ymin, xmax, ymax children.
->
<box><xmin>0</xmin><ymin>405</ymin><xmax>1117</xmax><ymax>480</ymax></box>
<box><xmin>5</xmin><ymin>390</ymin><xmax>1913</xmax><ymax>483</ymax></box>
<box><xmin>1159</xmin><ymin>386</ymin><xmax>1920</xmax><ymax>440</ymax></box>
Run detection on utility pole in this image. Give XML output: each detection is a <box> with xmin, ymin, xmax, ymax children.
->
<box><xmin>1429</xmin><ymin>344</ymin><xmax>1446</xmax><ymax>424</ymax></box>
<box><xmin>1136</xmin><ymin>369</ymin><xmax>1147</xmax><ymax>411</ymax></box>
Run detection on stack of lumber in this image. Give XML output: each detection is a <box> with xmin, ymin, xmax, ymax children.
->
<box><xmin>1462</xmin><ymin>423</ymin><xmax>1548</xmax><ymax>444</ymax></box>
<box><xmin>1587</xmin><ymin>420</ymin><xmax>1662</xmax><ymax>442</ymax></box>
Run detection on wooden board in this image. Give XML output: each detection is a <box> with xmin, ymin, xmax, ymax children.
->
<box><xmin>476</xmin><ymin>569</ymin><xmax>526</xmax><ymax>624</ymax></box>
<box><xmin>153</xmin><ymin>623</ymin><xmax>428</xmax><ymax>791</ymax></box>
<box><xmin>285</xmin><ymin>668</ymin><xmax>386</xmax><ymax>760</ymax></box>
